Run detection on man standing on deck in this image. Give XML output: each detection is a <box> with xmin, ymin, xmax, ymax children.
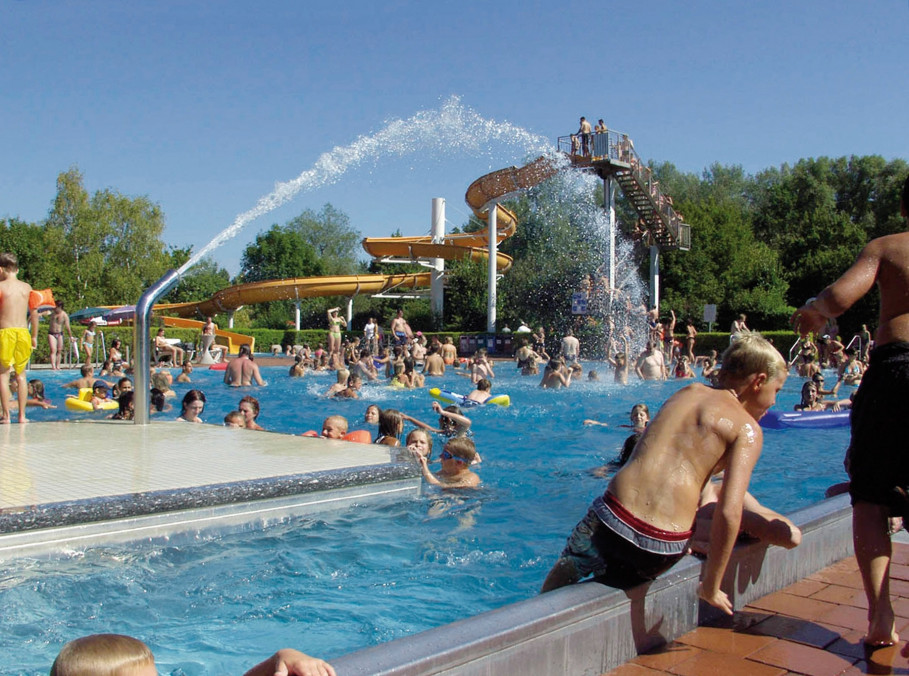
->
<box><xmin>791</xmin><ymin>175</ymin><xmax>909</xmax><ymax>649</ymax></box>
<box><xmin>577</xmin><ymin>117</ymin><xmax>592</xmax><ymax>157</ymax></box>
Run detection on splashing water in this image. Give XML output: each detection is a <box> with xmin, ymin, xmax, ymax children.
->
<box><xmin>178</xmin><ymin>96</ymin><xmax>554</xmax><ymax>275</ymax></box>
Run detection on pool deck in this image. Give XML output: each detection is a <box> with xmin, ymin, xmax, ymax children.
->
<box><xmin>605</xmin><ymin>540</ymin><xmax>909</xmax><ymax>676</ymax></box>
<box><xmin>3</xmin><ymin>420</ymin><xmax>907</xmax><ymax>674</ymax></box>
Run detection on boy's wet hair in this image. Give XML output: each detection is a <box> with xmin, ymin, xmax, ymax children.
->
<box><xmin>0</xmin><ymin>252</ymin><xmax>18</xmax><ymax>270</ymax></box>
<box><xmin>718</xmin><ymin>332</ymin><xmax>786</xmax><ymax>383</ymax></box>
<box><xmin>51</xmin><ymin>633</ymin><xmax>154</xmax><ymax>676</ymax></box>
<box><xmin>323</xmin><ymin>414</ymin><xmax>349</xmax><ymax>434</ymax></box>
<box><xmin>445</xmin><ymin>437</ymin><xmax>477</xmax><ymax>463</ymax></box>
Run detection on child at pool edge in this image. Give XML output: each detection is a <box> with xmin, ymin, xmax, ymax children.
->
<box><xmin>416</xmin><ymin>437</ymin><xmax>480</xmax><ymax>489</ymax></box>
<box><xmin>541</xmin><ymin>333</ymin><xmax>787</xmax><ymax>616</ymax></box>
<box><xmin>321</xmin><ymin>415</ymin><xmax>348</xmax><ymax>439</ymax></box>
<box><xmin>224</xmin><ymin>410</ymin><xmax>246</xmax><ymax>428</ymax></box>
<box><xmin>49</xmin><ymin>632</ymin><xmax>336</xmax><ymax>676</ymax></box>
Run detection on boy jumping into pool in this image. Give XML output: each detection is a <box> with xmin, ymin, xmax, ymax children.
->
<box><xmin>0</xmin><ymin>252</ymin><xmax>40</xmax><ymax>424</ymax></box>
<box><xmin>541</xmin><ymin>333</ymin><xmax>788</xmax><ymax>616</ymax></box>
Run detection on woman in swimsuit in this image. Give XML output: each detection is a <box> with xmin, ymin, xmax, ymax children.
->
<box><xmin>108</xmin><ymin>338</ymin><xmax>123</xmax><ymax>370</ymax></box>
<box><xmin>326</xmin><ymin>308</ymin><xmax>346</xmax><ymax>361</ymax></box>
<box><xmin>80</xmin><ymin>322</ymin><xmax>96</xmax><ymax>366</ymax></box>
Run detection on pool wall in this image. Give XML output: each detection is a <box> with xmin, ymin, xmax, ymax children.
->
<box><xmin>331</xmin><ymin>494</ymin><xmax>854</xmax><ymax>676</ymax></box>
<box><xmin>0</xmin><ymin>468</ymin><xmax>420</xmax><ymax>561</ymax></box>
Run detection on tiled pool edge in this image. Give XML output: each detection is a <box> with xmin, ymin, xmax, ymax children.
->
<box><xmin>0</xmin><ymin>468</ymin><xmax>421</xmax><ymax>560</ymax></box>
<box><xmin>331</xmin><ymin>494</ymin><xmax>854</xmax><ymax>676</ymax></box>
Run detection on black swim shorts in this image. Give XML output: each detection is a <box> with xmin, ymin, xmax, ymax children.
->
<box><xmin>847</xmin><ymin>341</ymin><xmax>909</xmax><ymax>509</ymax></box>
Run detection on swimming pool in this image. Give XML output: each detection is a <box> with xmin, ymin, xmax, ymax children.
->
<box><xmin>2</xmin><ymin>363</ymin><xmax>851</xmax><ymax>674</ymax></box>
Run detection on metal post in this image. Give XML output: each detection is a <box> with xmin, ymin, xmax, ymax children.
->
<box><xmin>604</xmin><ymin>176</ymin><xmax>616</xmax><ymax>292</ymax></box>
<box><xmin>228</xmin><ymin>311</ymin><xmax>235</xmax><ymax>329</ymax></box>
<box><xmin>486</xmin><ymin>202</ymin><xmax>498</xmax><ymax>333</ymax></box>
<box><xmin>294</xmin><ymin>302</ymin><xmax>301</xmax><ymax>331</ymax></box>
<box><xmin>134</xmin><ymin>269</ymin><xmax>182</xmax><ymax>424</ymax></box>
<box><xmin>650</xmin><ymin>245</ymin><xmax>660</xmax><ymax>311</ymax></box>
<box><xmin>346</xmin><ymin>298</ymin><xmax>353</xmax><ymax>325</ymax></box>
<box><xmin>431</xmin><ymin>197</ymin><xmax>445</xmax><ymax>325</ymax></box>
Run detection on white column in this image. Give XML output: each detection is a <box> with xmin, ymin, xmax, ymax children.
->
<box><xmin>294</xmin><ymin>302</ymin><xmax>301</xmax><ymax>331</ymax></box>
<box><xmin>346</xmin><ymin>298</ymin><xmax>354</xmax><ymax>325</ymax></box>
<box><xmin>228</xmin><ymin>311</ymin><xmax>235</xmax><ymax>329</ymax></box>
<box><xmin>650</xmin><ymin>245</ymin><xmax>660</xmax><ymax>311</ymax></box>
<box><xmin>431</xmin><ymin>197</ymin><xmax>445</xmax><ymax>324</ymax></box>
<box><xmin>604</xmin><ymin>176</ymin><xmax>616</xmax><ymax>291</ymax></box>
<box><xmin>487</xmin><ymin>202</ymin><xmax>498</xmax><ymax>333</ymax></box>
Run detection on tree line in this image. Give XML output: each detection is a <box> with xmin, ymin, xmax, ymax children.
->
<box><xmin>1</xmin><ymin>155</ymin><xmax>905</xmax><ymax>339</ymax></box>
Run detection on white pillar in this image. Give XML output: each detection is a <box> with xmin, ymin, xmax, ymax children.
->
<box><xmin>431</xmin><ymin>198</ymin><xmax>445</xmax><ymax>324</ymax></box>
<box><xmin>294</xmin><ymin>302</ymin><xmax>301</xmax><ymax>331</ymax></box>
<box><xmin>604</xmin><ymin>177</ymin><xmax>616</xmax><ymax>291</ymax></box>
<box><xmin>346</xmin><ymin>298</ymin><xmax>354</xmax><ymax>326</ymax></box>
<box><xmin>228</xmin><ymin>311</ymin><xmax>235</xmax><ymax>329</ymax></box>
<box><xmin>487</xmin><ymin>203</ymin><xmax>498</xmax><ymax>333</ymax></box>
<box><xmin>650</xmin><ymin>245</ymin><xmax>660</xmax><ymax>311</ymax></box>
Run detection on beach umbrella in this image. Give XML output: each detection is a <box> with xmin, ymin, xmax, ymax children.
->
<box><xmin>104</xmin><ymin>305</ymin><xmax>137</xmax><ymax>322</ymax></box>
<box><xmin>69</xmin><ymin>307</ymin><xmax>110</xmax><ymax>323</ymax></box>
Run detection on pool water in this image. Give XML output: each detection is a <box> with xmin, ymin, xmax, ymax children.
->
<box><xmin>1</xmin><ymin>363</ymin><xmax>851</xmax><ymax>675</ymax></box>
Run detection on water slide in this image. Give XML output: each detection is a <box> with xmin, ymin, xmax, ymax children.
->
<box><xmin>154</xmin><ymin>156</ymin><xmax>557</xmax><ymax>319</ymax></box>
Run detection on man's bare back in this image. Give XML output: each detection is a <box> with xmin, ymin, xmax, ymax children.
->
<box><xmin>610</xmin><ymin>383</ymin><xmax>759</xmax><ymax>533</ymax></box>
<box><xmin>224</xmin><ymin>354</ymin><xmax>265</xmax><ymax>387</ymax></box>
<box><xmin>423</xmin><ymin>352</ymin><xmax>445</xmax><ymax>376</ymax></box>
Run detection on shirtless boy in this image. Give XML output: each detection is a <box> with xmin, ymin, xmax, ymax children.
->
<box><xmin>542</xmin><ymin>333</ymin><xmax>787</xmax><ymax>616</ymax></box>
<box><xmin>635</xmin><ymin>342</ymin><xmax>667</xmax><ymax>381</ymax></box>
<box><xmin>224</xmin><ymin>344</ymin><xmax>266</xmax><ymax>387</ymax></box>
<box><xmin>422</xmin><ymin>346</ymin><xmax>446</xmax><ymax>376</ymax></box>
<box><xmin>416</xmin><ymin>437</ymin><xmax>481</xmax><ymax>489</ymax></box>
<box><xmin>790</xmin><ymin>175</ymin><xmax>909</xmax><ymax>648</ymax></box>
<box><xmin>0</xmin><ymin>253</ymin><xmax>40</xmax><ymax>423</ymax></box>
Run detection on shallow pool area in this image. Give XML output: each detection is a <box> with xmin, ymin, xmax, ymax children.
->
<box><xmin>0</xmin><ymin>363</ymin><xmax>852</xmax><ymax>675</ymax></box>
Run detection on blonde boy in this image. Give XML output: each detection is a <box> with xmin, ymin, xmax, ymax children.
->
<box><xmin>0</xmin><ymin>253</ymin><xmax>39</xmax><ymax>423</ymax></box>
<box><xmin>542</xmin><ymin>333</ymin><xmax>787</xmax><ymax>615</ymax></box>
<box><xmin>321</xmin><ymin>415</ymin><xmax>349</xmax><ymax>439</ymax></box>
<box><xmin>417</xmin><ymin>436</ymin><xmax>481</xmax><ymax>489</ymax></box>
<box><xmin>50</xmin><ymin>634</ymin><xmax>156</xmax><ymax>676</ymax></box>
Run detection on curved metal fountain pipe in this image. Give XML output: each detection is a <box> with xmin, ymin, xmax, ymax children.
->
<box><xmin>133</xmin><ymin>269</ymin><xmax>182</xmax><ymax>424</ymax></box>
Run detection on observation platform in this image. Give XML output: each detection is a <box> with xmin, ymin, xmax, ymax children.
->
<box><xmin>558</xmin><ymin>130</ymin><xmax>691</xmax><ymax>251</ymax></box>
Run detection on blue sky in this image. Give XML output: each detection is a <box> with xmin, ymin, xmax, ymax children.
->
<box><xmin>2</xmin><ymin>1</ymin><xmax>906</xmax><ymax>276</ymax></box>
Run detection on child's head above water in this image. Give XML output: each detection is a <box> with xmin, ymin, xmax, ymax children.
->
<box><xmin>321</xmin><ymin>415</ymin><xmax>349</xmax><ymax>439</ymax></box>
<box><xmin>630</xmin><ymin>403</ymin><xmax>650</xmax><ymax>430</ymax></box>
<box><xmin>406</xmin><ymin>429</ymin><xmax>433</xmax><ymax>460</ymax></box>
<box><xmin>442</xmin><ymin>437</ymin><xmax>477</xmax><ymax>465</ymax></box>
<box><xmin>50</xmin><ymin>633</ymin><xmax>156</xmax><ymax>676</ymax></box>
<box><xmin>224</xmin><ymin>410</ymin><xmax>245</xmax><ymax>428</ymax></box>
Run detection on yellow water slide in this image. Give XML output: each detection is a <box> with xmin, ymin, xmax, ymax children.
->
<box><xmin>154</xmin><ymin>157</ymin><xmax>557</xmax><ymax>319</ymax></box>
<box><xmin>361</xmin><ymin>156</ymin><xmax>557</xmax><ymax>271</ymax></box>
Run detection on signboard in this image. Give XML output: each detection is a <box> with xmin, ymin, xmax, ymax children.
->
<box><xmin>703</xmin><ymin>304</ymin><xmax>717</xmax><ymax>332</ymax></box>
<box><xmin>571</xmin><ymin>292</ymin><xmax>588</xmax><ymax>315</ymax></box>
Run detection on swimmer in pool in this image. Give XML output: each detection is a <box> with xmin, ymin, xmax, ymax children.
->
<box><xmin>465</xmin><ymin>378</ymin><xmax>492</xmax><ymax>404</ymax></box>
<box><xmin>542</xmin><ymin>333</ymin><xmax>787</xmax><ymax>617</ymax></box>
<box><xmin>49</xmin><ymin>633</ymin><xmax>336</xmax><ymax>676</ymax></box>
<box><xmin>403</xmin><ymin>401</ymin><xmax>473</xmax><ymax>439</ymax></box>
<box><xmin>404</xmin><ymin>428</ymin><xmax>433</xmax><ymax>461</ymax></box>
<box><xmin>364</xmin><ymin>404</ymin><xmax>381</xmax><ymax>426</ymax></box>
<box><xmin>416</xmin><ymin>437</ymin><xmax>481</xmax><ymax>489</ymax></box>
<box><xmin>320</xmin><ymin>415</ymin><xmax>348</xmax><ymax>439</ymax></box>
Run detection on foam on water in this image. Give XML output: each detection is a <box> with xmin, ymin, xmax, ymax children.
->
<box><xmin>180</xmin><ymin>96</ymin><xmax>554</xmax><ymax>274</ymax></box>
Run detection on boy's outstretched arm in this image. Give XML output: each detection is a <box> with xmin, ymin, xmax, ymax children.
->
<box><xmin>401</xmin><ymin>412</ymin><xmax>440</xmax><ymax>434</ymax></box>
<box><xmin>699</xmin><ymin>425</ymin><xmax>761</xmax><ymax>615</ymax></box>
<box><xmin>417</xmin><ymin>454</ymin><xmax>442</xmax><ymax>486</ymax></box>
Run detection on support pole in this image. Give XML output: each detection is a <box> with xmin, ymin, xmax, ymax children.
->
<box><xmin>430</xmin><ymin>197</ymin><xmax>445</xmax><ymax>326</ymax></box>
<box><xmin>650</xmin><ymin>245</ymin><xmax>660</xmax><ymax>311</ymax></box>
<box><xmin>294</xmin><ymin>302</ymin><xmax>301</xmax><ymax>331</ymax></box>
<box><xmin>228</xmin><ymin>311</ymin><xmax>235</xmax><ymax>329</ymax></box>
<box><xmin>346</xmin><ymin>298</ymin><xmax>353</xmax><ymax>325</ymax></box>
<box><xmin>134</xmin><ymin>269</ymin><xmax>182</xmax><ymax>424</ymax></box>
<box><xmin>604</xmin><ymin>176</ymin><xmax>617</xmax><ymax>291</ymax></box>
<box><xmin>486</xmin><ymin>202</ymin><xmax>498</xmax><ymax>333</ymax></box>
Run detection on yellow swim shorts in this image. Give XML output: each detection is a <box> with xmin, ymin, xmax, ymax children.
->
<box><xmin>0</xmin><ymin>327</ymin><xmax>33</xmax><ymax>373</ymax></box>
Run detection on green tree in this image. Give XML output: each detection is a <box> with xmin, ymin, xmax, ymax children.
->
<box><xmin>163</xmin><ymin>256</ymin><xmax>231</xmax><ymax>304</ymax></box>
<box><xmin>286</xmin><ymin>203</ymin><xmax>362</xmax><ymax>275</ymax></box>
<box><xmin>239</xmin><ymin>225</ymin><xmax>327</xmax><ymax>328</ymax></box>
<box><xmin>0</xmin><ymin>218</ymin><xmax>57</xmax><ymax>291</ymax></box>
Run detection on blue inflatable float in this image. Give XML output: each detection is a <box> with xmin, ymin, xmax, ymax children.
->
<box><xmin>429</xmin><ymin>387</ymin><xmax>510</xmax><ymax>408</ymax></box>
<box><xmin>760</xmin><ymin>408</ymin><xmax>850</xmax><ymax>430</ymax></box>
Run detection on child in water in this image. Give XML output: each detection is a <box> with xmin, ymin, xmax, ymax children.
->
<box><xmin>416</xmin><ymin>437</ymin><xmax>480</xmax><ymax>489</ymax></box>
<box><xmin>542</xmin><ymin>334</ymin><xmax>788</xmax><ymax>616</ymax></box>
<box><xmin>49</xmin><ymin>632</ymin><xmax>336</xmax><ymax>676</ymax></box>
<box><xmin>587</xmin><ymin>403</ymin><xmax>650</xmax><ymax>478</ymax></box>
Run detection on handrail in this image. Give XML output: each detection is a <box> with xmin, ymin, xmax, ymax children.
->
<box><xmin>134</xmin><ymin>269</ymin><xmax>182</xmax><ymax>424</ymax></box>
